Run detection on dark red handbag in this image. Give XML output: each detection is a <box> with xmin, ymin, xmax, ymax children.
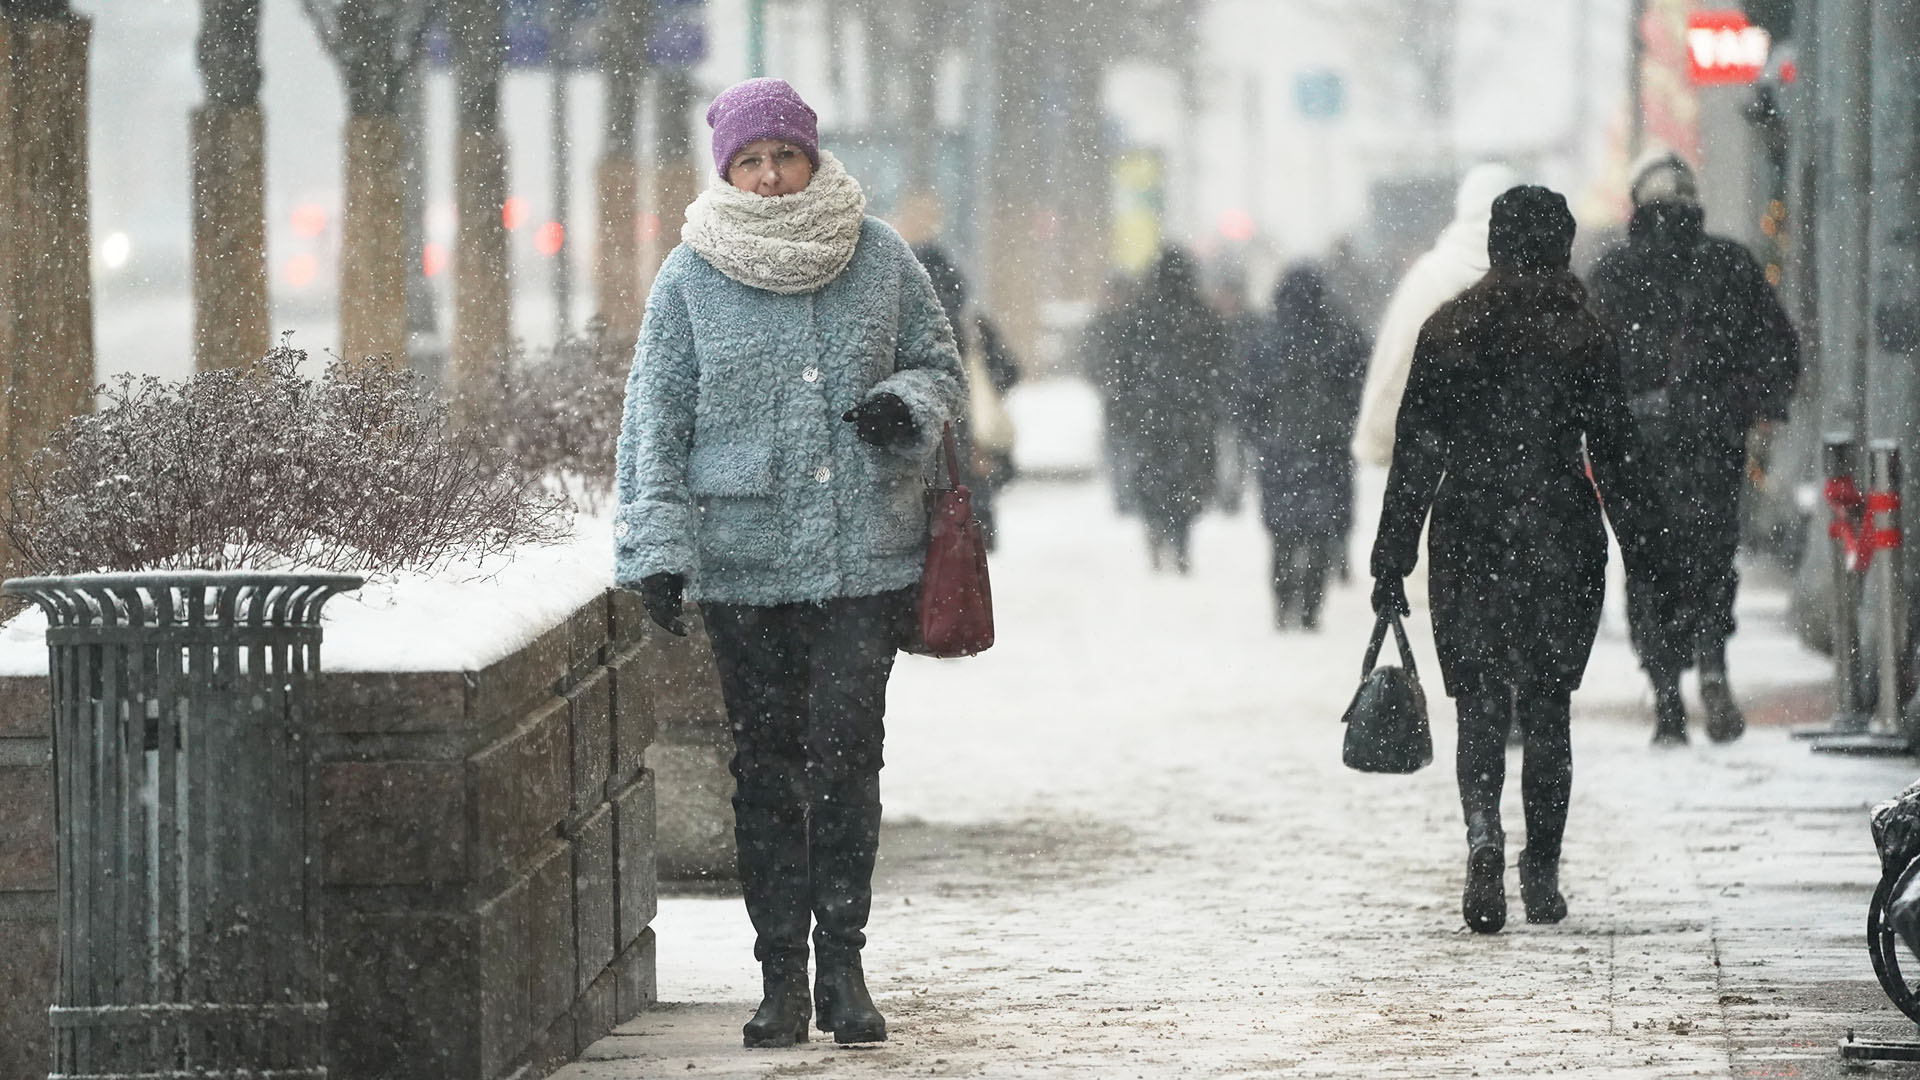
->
<box><xmin>906</xmin><ymin>424</ymin><xmax>995</xmax><ymax>657</ymax></box>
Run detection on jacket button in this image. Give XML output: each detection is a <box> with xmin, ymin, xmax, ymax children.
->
<box><xmin>815</xmin><ymin>466</ymin><xmax>832</xmax><ymax>484</ymax></box>
<box><xmin>802</xmin><ymin>366</ymin><xmax>820</xmax><ymax>383</ymax></box>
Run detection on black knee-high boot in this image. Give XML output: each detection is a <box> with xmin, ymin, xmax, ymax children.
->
<box><xmin>1516</xmin><ymin>689</ymin><xmax>1572</xmax><ymax>923</ymax></box>
<box><xmin>1455</xmin><ymin>689</ymin><xmax>1511</xmax><ymax>934</ymax></box>
<box><xmin>811</xmin><ymin>774</ymin><xmax>887</xmax><ymax>1044</ymax></box>
<box><xmin>734</xmin><ymin>797</ymin><xmax>813</xmax><ymax>1047</ymax></box>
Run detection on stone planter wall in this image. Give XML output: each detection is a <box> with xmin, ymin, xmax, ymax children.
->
<box><xmin>644</xmin><ymin>608</ymin><xmax>738</xmax><ymax>883</ymax></box>
<box><xmin>0</xmin><ymin>588</ymin><xmax>663</xmax><ymax>1080</ymax></box>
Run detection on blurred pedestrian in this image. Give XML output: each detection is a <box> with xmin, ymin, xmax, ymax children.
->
<box><xmin>1588</xmin><ymin>152</ymin><xmax>1800</xmax><ymax>746</ymax></box>
<box><xmin>1113</xmin><ymin>247</ymin><xmax>1230</xmax><ymax>573</ymax></box>
<box><xmin>1246</xmin><ymin>265</ymin><xmax>1369</xmax><ymax>630</ymax></box>
<box><xmin>615</xmin><ymin>78</ymin><xmax>963</xmax><ymax>1048</ymax></box>
<box><xmin>1085</xmin><ymin>275</ymin><xmax>1143</xmax><ymax>514</ymax></box>
<box><xmin>1371</xmin><ymin>186</ymin><xmax>1669</xmax><ymax>933</ymax></box>
<box><xmin>913</xmin><ymin>243</ymin><xmax>1022</xmax><ymax>548</ymax></box>
<box><xmin>1207</xmin><ymin>257</ymin><xmax>1260</xmax><ymax>515</ymax></box>
<box><xmin>1352</xmin><ymin>163</ymin><xmax>1521</xmax><ymax>467</ymax></box>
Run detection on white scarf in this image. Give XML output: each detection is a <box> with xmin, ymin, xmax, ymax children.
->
<box><xmin>682</xmin><ymin>150</ymin><xmax>868</xmax><ymax>295</ymax></box>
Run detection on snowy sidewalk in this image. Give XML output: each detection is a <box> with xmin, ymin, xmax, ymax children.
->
<box><xmin>560</xmin><ymin>475</ymin><xmax>1920</xmax><ymax>1079</ymax></box>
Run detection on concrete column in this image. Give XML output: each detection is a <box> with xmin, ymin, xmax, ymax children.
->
<box><xmin>339</xmin><ymin>115</ymin><xmax>409</xmax><ymax>366</ymax></box>
<box><xmin>448</xmin><ymin>0</ymin><xmax>511</xmax><ymax>427</ymax></box>
<box><xmin>3</xmin><ymin>11</ymin><xmax>94</xmax><ymax>476</ymax></box>
<box><xmin>642</xmin><ymin>69</ymin><xmax>699</xmax><ymax>297</ymax></box>
<box><xmin>191</xmin><ymin>0</ymin><xmax>270</xmax><ymax>372</ymax></box>
<box><xmin>1868</xmin><ymin>0</ymin><xmax>1920</xmax><ymax>604</ymax></box>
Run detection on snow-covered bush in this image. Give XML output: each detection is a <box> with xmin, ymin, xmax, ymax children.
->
<box><xmin>2</xmin><ymin>347</ymin><xmax>570</xmax><ymax>576</ymax></box>
<box><xmin>501</xmin><ymin>323</ymin><xmax>630</xmax><ymax>508</ymax></box>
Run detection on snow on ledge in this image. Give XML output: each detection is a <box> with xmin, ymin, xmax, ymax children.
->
<box><xmin>0</xmin><ymin>518</ymin><xmax>615</xmax><ymax>677</ymax></box>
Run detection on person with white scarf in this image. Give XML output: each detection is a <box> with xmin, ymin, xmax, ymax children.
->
<box><xmin>615</xmin><ymin>78</ymin><xmax>963</xmax><ymax>1050</ymax></box>
<box><xmin>1351</xmin><ymin>164</ymin><xmax>1522</xmax><ymax>467</ymax></box>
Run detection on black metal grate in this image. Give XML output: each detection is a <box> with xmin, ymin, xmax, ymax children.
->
<box><xmin>4</xmin><ymin>572</ymin><xmax>361</xmax><ymax>1080</ymax></box>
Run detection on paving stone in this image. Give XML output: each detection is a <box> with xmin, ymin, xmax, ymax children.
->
<box><xmin>0</xmin><ymin>762</ymin><xmax>53</xmax><ymax>891</ymax></box>
<box><xmin>573</xmin><ymin>803</ymin><xmax>617</xmax><ymax>996</ymax></box>
<box><xmin>314</xmin><ymin>760</ymin><xmax>464</xmax><ymax>886</ymax></box>
<box><xmin>614</xmin><ymin>771</ymin><xmax>659</xmax><ymax>950</ymax></box>
<box><xmin>567</xmin><ymin>668</ymin><xmax>612</xmax><ymax>816</ymax></box>
<box><xmin>470</xmin><ymin>697</ymin><xmax>569</xmax><ymax>880</ymax></box>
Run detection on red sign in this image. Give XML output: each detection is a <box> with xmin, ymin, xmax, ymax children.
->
<box><xmin>1687</xmin><ymin>10</ymin><xmax>1771</xmax><ymax>85</ymax></box>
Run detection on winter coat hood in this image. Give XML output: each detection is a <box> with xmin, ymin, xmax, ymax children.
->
<box><xmin>614</xmin><ymin>216</ymin><xmax>965</xmax><ymax>605</ymax></box>
<box><xmin>1487</xmin><ymin>185</ymin><xmax>1575</xmax><ymax>274</ymax></box>
<box><xmin>1350</xmin><ymin>162</ymin><xmax>1521</xmax><ymax>466</ymax></box>
<box><xmin>1627</xmin><ymin>200</ymin><xmax>1706</xmax><ymax>252</ymax></box>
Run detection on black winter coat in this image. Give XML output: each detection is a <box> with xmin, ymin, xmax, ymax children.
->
<box><xmin>1372</xmin><ymin>269</ymin><xmax>1664</xmax><ymax>697</ymax></box>
<box><xmin>1245</xmin><ymin>270</ymin><xmax>1369</xmax><ymax>538</ymax></box>
<box><xmin>1587</xmin><ymin>203</ymin><xmax>1799</xmax><ymax>453</ymax></box>
<box><xmin>1113</xmin><ymin>253</ymin><xmax>1229</xmax><ymax>528</ymax></box>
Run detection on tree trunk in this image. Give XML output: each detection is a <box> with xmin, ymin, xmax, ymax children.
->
<box><xmin>191</xmin><ymin>106</ymin><xmax>270</xmax><ymax>370</ymax></box>
<box><xmin>985</xmin><ymin>24</ymin><xmax>1042</xmax><ymax>368</ymax></box>
<box><xmin>595</xmin><ymin>0</ymin><xmax>646</xmax><ymax>342</ymax></box>
<box><xmin>448</xmin><ymin>0</ymin><xmax>510</xmax><ymax>427</ymax></box>
<box><xmin>4</xmin><ymin>12</ymin><xmax>93</xmax><ymax>477</ymax></box>
<box><xmin>596</xmin><ymin>156</ymin><xmax>641</xmax><ymax>340</ymax></box>
<box><xmin>339</xmin><ymin>115</ymin><xmax>408</xmax><ymax>365</ymax></box>
<box><xmin>452</xmin><ymin>129</ymin><xmax>509</xmax><ymax>427</ymax></box>
<box><xmin>643</xmin><ymin>69</ymin><xmax>700</xmax><ymax>296</ymax></box>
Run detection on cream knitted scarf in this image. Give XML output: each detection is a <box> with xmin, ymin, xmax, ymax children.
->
<box><xmin>682</xmin><ymin>150</ymin><xmax>868</xmax><ymax>295</ymax></box>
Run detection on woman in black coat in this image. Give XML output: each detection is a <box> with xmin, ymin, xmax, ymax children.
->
<box><xmin>1245</xmin><ymin>265</ymin><xmax>1369</xmax><ymax>629</ymax></box>
<box><xmin>1115</xmin><ymin>247</ymin><xmax>1229</xmax><ymax>573</ymax></box>
<box><xmin>1370</xmin><ymin>186</ymin><xmax>1665</xmax><ymax>934</ymax></box>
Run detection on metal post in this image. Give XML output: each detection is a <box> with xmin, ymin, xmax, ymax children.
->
<box><xmin>1830</xmin><ymin>434</ymin><xmax>1866</xmax><ymax>730</ymax></box>
<box><xmin>551</xmin><ymin>5</ymin><xmax>574</xmax><ymax>342</ymax></box>
<box><xmin>1871</xmin><ymin>442</ymin><xmax>1908</xmax><ymax>731</ymax></box>
<box><xmin>1816</xmin><ymin>0</ymin><xmax>1872</xmax><ymax>443</ymax></box>
<box><xmin>747</xmin><ymin>0</ymin><xmax>767</xmax><ymax>77</ymax></box>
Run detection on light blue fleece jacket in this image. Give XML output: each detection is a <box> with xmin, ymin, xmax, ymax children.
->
<box><xmin>613</xmin><ymin>217</ymin><xmax>966</xmax><ymax>606</ymax></box>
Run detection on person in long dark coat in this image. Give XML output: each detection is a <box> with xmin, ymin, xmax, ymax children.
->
<box><xmin>913</xmin><ymin>244</ymin><xmax>1022</xmax><ymax>546</ymax></box>
<box><xmin>1371</xmin><ymin>186</ymin><xmax>1668</xmax><ymax>934</ymax></box>
<box><xmin>1587</xmin><ymin>153</ymin><xmax>1799</xmax><ymax>745</ymax></box>
<box><xmin>1245</xmin><ymin>265</ymin><xmax>1369</xmax><ymax>629</ymax></box>
<box><xmin>1115</xmin><ymin>247</ymin><xmax>1229</xmax><ymax>573</ymax></box>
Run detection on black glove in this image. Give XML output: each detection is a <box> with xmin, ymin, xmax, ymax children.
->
<box><xmin>638</xmin><ymin>572</ymin><xmax>688</xmax><ymax>637</ymax></box>
<box><xmin>842</xmin><ymin>393</ymin><xmax>916</xmax><ymax>448</ymax></box>
<box><xmin>1371</xmin><ymin>575</ymin><xmax>1410</xmax><ymax>618</ymax></box>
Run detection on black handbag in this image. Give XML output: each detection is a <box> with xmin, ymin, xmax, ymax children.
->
<box><xmin>1341</xmin><ymin>614</ymin><xmax>1433</xmax><ymax>774</ymax></box>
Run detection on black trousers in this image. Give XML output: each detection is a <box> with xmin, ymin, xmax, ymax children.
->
<box><xmin>703</xmin><ymin>588</ymin><xmax>911</xmax><ymax>966</ymax></box>
<box><xmin>1628</xmin><ymin>443</ymin><xmax>1744</xmax><ymax>678</ymax></box>
<box><xmin>1269</xmin><ymin>531</ymin><xmax>1332</xmax><ymax>623</ymax></box>
<box><xmin>1455</xmin><ymin>684</ymin><xmax>1572</xmax><ymax>861</ymax></box>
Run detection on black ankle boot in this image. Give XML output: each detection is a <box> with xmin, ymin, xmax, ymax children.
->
<box><xmin>1464</xmin><ymin>810</ymin><xmax>1506</xmax><ymax>934</ymax></box>
<box><xmin>743</xmin><ymin>959</ymin><xmax>811</xmax><ymax>1047</ymax></box>
<box><xmin>815</xmin><ymin>951</ymin><xmax>887</xmax><ymax>1044</ymax></box>
<box><xmin>733</xmin><ymin>800</ymin><xmax>812</xmax><ymax>1048</ymax></box>
<box><xmin>1518</xmin><ymin>848</ymin><xmax>1567</xmax><ymax>924</ymax></box>
<box><xmin>1651</xmin><ymin>680</ymin><xmax>1688</xmax><ymax>746</ymax></box>
<box><xmin>811</xmin><ymin>774</ymin><xmax>888</xmax><ymax>1043</ymax></box>
<box><xmin>1698</xmin><ymin>650</ymin><xmax>1745</xmax><ymax>742</ymax></box>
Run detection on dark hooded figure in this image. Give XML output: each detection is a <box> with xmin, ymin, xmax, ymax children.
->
<box><xmin>1587</xmin><ymin>153</ymin><xmax>1799</xmax><ymax>746</ymax></box>
<box><xmin>1371</xmin><ymin>185</ymin><xmax>1669</xmax><ymax>934</ymax></box>
<box><xmin>1245</xmin><ymin>265</ymin><xmax>1370</xmax><ymax>628</ymax></box>
<box><xmin>913</xmin><ymin>244</ymin><xmax>1023</xmax><ymax>546</ymax></box>
<box><xmin>1114</xmin><ymin>246</ymin><xmax>1229</xmax><ymax>572</ymax></box>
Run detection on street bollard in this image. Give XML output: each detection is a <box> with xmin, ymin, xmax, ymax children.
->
<box><xmin>1826</xmin><ymin>434</ymin><xmax>1868</xmax><ymax>732</ymax></box>
<box><xmin>1868</xmin><ymin>442</ymin><xmax>1908</xmax><ymax>734</ymax></box>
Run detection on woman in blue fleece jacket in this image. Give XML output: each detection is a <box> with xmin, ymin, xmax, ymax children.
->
<box><xmin>613</xmin><ymin>78</ymin><xmax>963</xmax><ymax>1050</ymax></box>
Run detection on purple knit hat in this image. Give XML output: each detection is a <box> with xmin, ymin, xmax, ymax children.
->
<box><xmin>706</xmin><ymin>78</ymin><xmax>820</xmax><ymax>178</ymax></box>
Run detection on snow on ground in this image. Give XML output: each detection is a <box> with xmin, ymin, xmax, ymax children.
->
<box><xmin>568</xmin><ymin>469</ymin><xmax>1916</xmax><ymax>1079</ymax></box>
<box><xmin>0</xmin><ymin>517</ymin><xmax>614</xmax><ymax>676</ymax></box>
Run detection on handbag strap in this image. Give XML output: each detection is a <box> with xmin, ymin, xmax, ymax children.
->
<box><xmin>933</xmin><ymin>422</ymin><xmax>961</xmax><ymax>491</ymax></box>
<box><xmin>1360</xmin><ymin>614</ymin><xmax>1420</xmax><ymax>680</ymax></box>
